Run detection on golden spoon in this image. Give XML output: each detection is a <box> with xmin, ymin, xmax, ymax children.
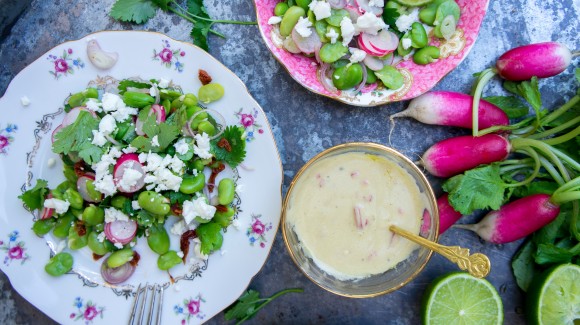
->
<box><xmin>389</xmin><ymin>225</ymin><xmax>491</xmax><ymax>278</ymax></box>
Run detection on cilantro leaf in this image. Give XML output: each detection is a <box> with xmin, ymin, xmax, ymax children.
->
<box><xmin>131</xmin><ymin>136</ymin><xmax>153</xmax><ymax>153</ymax></box>
<box><xmin>517</xmin><ymin>77</ymin><xmax>542</xmax><ymax>114</ymax></box>
<box><xmin>52</xmin><ymin>111</ymin><xmax>102</xmax><ymax>164</ymax></box>
<box><xmin>225</xmin><ymin>288</ymin><xmax>303</xmax><ymax>323</ymax></box>
<box><xmin>18</xmin><ymin>179</ymin><xmax>49</xmax><ymax>211</ymax></box>
<box><xmin>168</xmin><ymin>192</ymin><xmax>193</xmax><ymax>204</ymax></box>
<box><xmin>152</xmin><ymin>0</ymin><xmax>170</xmax><ymax>10</ymax></box>
<box><xmin>382</xmin><ymin>8</ymin><xmax>401</xmax><ymax>32</ymax></box>
<box><xmin>118</xmin><ymin>79</ymin><xmax>152</xmax><ymax>94</ymax></box>
<box><xmin>187</xmin><ymin>0</ymin><xmax>209</xmax><ymax>17</ymax></box>
<box><xmin>196</xmin><ymin>222</ymin><xmax>223</xmax><ymax>254</ymax></box>
<box><xmin>576</xmin><ymin>67</ymin><xmax>580</xmax><ymax>84</ymax></box>
<box><xmin>442</xmin><ymin>164</ymin><xmax>507</xmax><ymax>215</ymax></box>
<box><xmin>110</xmin><ymin>0</ymin><xmax>158</xmax><ymax>24</ymax></box>
<box><xmin>511</xmin><ymin>240</ymin><xmax>537</xmax><ymax>292</ymax></box>
<box><xmin>211</xmin><ymin>126</ymin><xmax>246</xmax><ymax>168</ymax></box>
<box><xmin>191</xmin><ymin>20</ymin><xmax>212</xmax><ymax>52</ymax></box>
<box><xmin>483</xmin><ymin>96</ymin><xmax>529</xmax><ymax>119</ymax></box>
<box><xmin>534</xmin><ymin>243</ymin><xmax>574</xmax><ymax>265</ymax></box>
<box><xmin>157</xmin><ymin>123</ymin><xmax>180</xmax><ymax>149</ymax></box>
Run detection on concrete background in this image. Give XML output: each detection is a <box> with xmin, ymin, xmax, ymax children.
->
<box><xmin>0</xmin><ymin>0</ymin><xmax>578</xmax><ymax>324</ymax></box>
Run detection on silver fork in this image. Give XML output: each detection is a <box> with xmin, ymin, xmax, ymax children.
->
<box><xmin>128</xmin><ymin>283</ymin><xmax>164</xmax><ymax>325</ymax></box>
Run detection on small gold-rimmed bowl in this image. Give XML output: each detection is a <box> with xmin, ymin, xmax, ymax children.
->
<box><xmin>282</xmin><ymin>142</ymin><xmax>439</xmax><ymax>298</ymax></box>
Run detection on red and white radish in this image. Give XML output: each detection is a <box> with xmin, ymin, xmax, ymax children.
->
<box><xmin>40</xmin><ymin>193</ymin><xmax>54</xmax><ymax>220</ymax></box>
<box><xmin>77</xmin><ymin>173</ymin><xmax>103</xmax><ymax>203</ymax></box>
<box><xmin>113</xmin><ymin>153</ymin><xmax>145</xmax><ymax>193</ymax></box>
<box><xmin>328</xmin><ymin>0</ymin><xmax>348</xmax><ymax>9</ymax></box>
<box><xmin>421</xmin><ymin>134</ymin><xmax>511</xmax><ymax>178</ymax></box>
<box><xmin>62</xmin><ymin>107</ymin><xmax>97</xmax><ymax>127</ymax></box>
<box><xmin>355</xmin><ymin>0</ymin><xmax>383</xmax><ymax>16</ymax></box>
<box><xmin>454</xmin><ymin>194</ymin><xmax>560</xmax><ymax>244</ymax></box>
<box><xmin>437</xmin><ymin>193</ymin><xmax>463</xmax><ymax>234</ymax></box>
<box><xmin>345</xmin><ymin>5</ymin><xmax>362</xmax><ymax>22</ymax></box>
<box><xmin>496</xmin><ymin>42</ymin><xmax>573</xmax><ymax>81</ymax></box>
<box><xmin>104</xmin><ymin>219</ymin><xmax>137</xmax><ymax>245</ymax></box>
<box><xmin>100</xmin><ymin>255</ymin><xmax>136</xmax><ymax>284</ymax></box>
<box><xmin>51</xmin><ymin>124</ymin><xmax>64</xmax><ymax>144</ymax></box>
<box><xmin>358</xmin><ymin>31</ymin><xmax>398</xmax><ymax>56</ymax></box>
<box><xmin>150</xmin><ymin>104</ymin><xmax>166</xmax><ymax>124</ymax></box>
<box><xmin>292</xmin><ymin>27</ymin><xmax>322</xmax><ymax>55</ymax></box>
<box><xmin>363</xmin><ymin>55</ymin><xmax>385</xmax><ymax>71</ymax></box>
<box><xmin>391</xmin><ymin>91</ymin><xmax>510</xmax><ymax>130</ymax></box>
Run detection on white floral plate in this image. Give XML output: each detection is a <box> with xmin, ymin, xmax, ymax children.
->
<box><xmin>0</xmin><ymin>31</ymin><xmax>282</xmax><ymax>324</ymax></box>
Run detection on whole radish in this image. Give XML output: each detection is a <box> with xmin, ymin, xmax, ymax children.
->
<box><xmin>454</xmin><ymin>194</ymin><xmax>560</xmax><ymax>244</ymax></box>
<box><xmin>421</xmin><ymin>134</ymin><xmax>511</xmax><ymax>178</ymax></box>
<box><xmin>438</xmin><ymin>193</ymin><xmax>463</xmax><ymax>234</ymax></box>
<box><xmin>391</xmin><ymin>91</ymin><xmax>509</xmax><ymax>130</ymax></box>
<box><xmin>496</xmin><ymin>42</ymin><xmax>573</xmax><ymax>81</ymax></box>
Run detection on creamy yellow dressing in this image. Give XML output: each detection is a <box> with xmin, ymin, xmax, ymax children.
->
<box><xmin>286</xmin><ymin>152</ymin><xmax>424</xmax><ymax>280</ymax></box>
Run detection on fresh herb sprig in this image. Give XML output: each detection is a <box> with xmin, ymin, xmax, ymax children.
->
<box><xmin>110</xmin><ymin>0</ymin><xmax>256</xmax><ymax>51</ymax></box>
<box><xmin>225</xmin><ymin>288</ymin><xmax>304</xmax><ymax>324</ymax></box>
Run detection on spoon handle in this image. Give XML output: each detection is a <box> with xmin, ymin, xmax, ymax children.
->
<box><xmin>390</xmin><ymin>225</ymin><xmax>491</xmax><ymax>278</ymax></box>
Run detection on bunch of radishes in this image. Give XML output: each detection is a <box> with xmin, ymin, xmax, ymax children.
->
<box><xmin>391</xmin><ymin>41</ymin><xmax>579</xmax><ymax>249</ymax></box>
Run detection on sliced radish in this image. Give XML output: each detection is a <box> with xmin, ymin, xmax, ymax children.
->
<box><xmin>355</xmin><ymin>0</ymin><xmax>383</xmax><ymax>16</ymax></box>
<box><xmin>113</xmin><ymin>153</ymin><xmax>145</xmax><ymax>193</ymax></box>
<box><xmin>77</xmin><ymin>173</ymin><xmax>102</xmax><ymax>203</ymax></box>
<box><xmin>51</xmin><ymin>124</ymin><xmax>64</xmax><ymax>144</ymax></box>
<box><xmin>62</xmin><ymin>107</ymin><xmax>97</xmax><ymax>127</ymax></box>
<box><xmin>40</xmin><ymin>193</ymin><xmax>54</xmax><ymax>220</ymax></box>
<box><xmin>104</xmin><ymin>219</ymin><xmax>137</xmax><ymax>245</ymax></box>
<box><xmin>368</xmin><ymin>30</ymin><xmax>399</xmax><ymax>54</ymax></box>
<box><xmin>358</xmin><ymin>34</ymin><xmax>384</xmax><ymax>56</ymax></box>
<box><xmin>345</xmin><ymin>5</ymin><xmax>362</xmax><ymax>21</ymax></box>
<box><xmin>292</xmin><ymin>27</ymin><xmax>322</xmax><ymax>55</ymax></box>
<box><xmin>328</xmin><ymin>0</ymin><xmax>348</xmax><ymax>9</ymax></box>
<box><xmin>150</xmin><ymin>104</ymin><xmax>166</xmax><ymax>124</ymax></box>
<box><xmin>101</xmin><ymin>254</ymin><xmax>136</xmax><ymax>284</ymax></box>
<box><xmin>363</xmin><ymin>55</ymin><xmax>385</xmax><ymax>71</ymax></box>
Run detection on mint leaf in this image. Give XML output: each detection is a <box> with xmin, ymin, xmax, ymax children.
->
<box><xmin>483</xmin><ymin>96</ymin><xmax>529</xmax><ymax>119</ymax></box>
<box><xmin>118</xmin><ymin>79</ymin><xmax>151</xmax><ymax>94</ymax></box>
<box><xmin>442</xmin><ymin>164</ymin><xmax>507</xmax><ymax>215</ymax></box>
<box><xmin>18</xmin><ymin>179</ymin><xmax>49</xmax><ymax>211</ymax></box>
<box><xmin>110</xmin><ymin>0</ymin><xmax>157</xmax><ymax>24</ymax></box>
<box><xmin>210</xmin><ymin>126</ymin><xmax>246</xmax><ymax>168</ymax></box>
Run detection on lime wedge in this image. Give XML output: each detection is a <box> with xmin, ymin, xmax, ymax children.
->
<box><xmin>422</xmin><ymin>272</ymin><xmax>503</xmax><ymax>324</ymax></box>
<box><xmin>526</xmin><ymin>263</ymin><xmax>580</xmax><ymax>325</ymax></box>
<box><xmin>393</xmin><ymin>0</ymin><xmax>435</xmax><ymax>7</ymax></box>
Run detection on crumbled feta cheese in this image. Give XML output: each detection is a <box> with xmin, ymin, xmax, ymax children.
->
<box><xmin>20</xmin><ymin>96</ymin><xmax>31</xmax><ymax>106</ymax></box>
<box><xmin>130</xmin><ymin>241</ymin><xmax>136</xmax><ymax>247</ymax></box>
<box><xmin>44</xmin><ymin>198</ymin><xmax>70</xmax><ymax>214</ymax></box>
<box><xmin>395</xmin><ymin>9</ymin><xmax>419</xmax><ymax>33</ymax></box>
<box><xmin>236</xmin><ymin>183</ymin><xmax>245</xmax><ymax>194</ymax></box>
<box><xmin>111</xmin><ymin>104</ymin><xmax>138</xmax><ymax>122</ymax></box>
<box><xmin>268</xmin><ymin>16</ymin><xmax>282</xmax><ymax>25</ymax></box>
<box><xmin>193</xmin><ymin>238</ymin><xmax>208</xmax><ymax>260</ymax></box>
<box><xmin>86</xmin><ymin>98</ymin><xmax>102</xmax><ymax>113</ymax></box>
<box><xmin>131</xmin><ymin>200</ymin><xmax>141</xmax><ymax>210</ymax></box>
<box><xmin>174</xmin><ymin>138</ymin><xmax>190</xmax><ymax>155</ymax></box>
<box><xmin>220</xmin><ymin>250</ymin><xmax>227</xmax><ymax>256</ymax></box>
<box><xmin>193</xmin><ymin>133</ymin><xmax>212</xmax><ymax>159</ymax></box>
<box><xmin>123</xmin><ymin>146</ymin><xmax>138</xmax><ymax>154</ymax></box>
<box><xmin>91</xmin><ymin>129</ymin><xmax>108</xmax><ymax>147</ymax></box>
<box><xmin>309</xmin><ymin>0</ymin><xmax>331</xmax><ymax>20</ymax></box>
<box><xmin>168</xmin><ymin>156</ymin><xmax>185</xmax><ymax>173</ymax></box>
<box><xmin>101</xmin><ymin>93</ymin><xmax>124</xmax><ymax>112</ymax></box>
<box><xmin>97</xmin><ymin>232</ymin><xmax>106</xmax><ymax>243</ymax></box>
<box><xmin>182</xmin><ymin>197</ymin><xmax>217</xmax><ymax>224</ymax></box>
<box><xmin>118</xmin><ymin>167</ymin><xmax>143</xmax><ymax>192</ymax></box>
<box><xmin>326</xmin><ymin>28</ymin><xmax>339</xmax><ymax>44</ymax></box>
<box><xmin>114</xmin><ymin>242</ymin><xmax>124</xmax><ymax>249</ymax></box>
<box><xmin>295</xmin><ymin>17</ymin><xmax>313</xmax><ymax>37</ymax></box>
<box><xmin>141</xmin><ymin>152</ymin><xmax>184</xmax><ymax>192</ymax></box>
<box><xmin>340</xmin><ymin>17</ymin><xmax>355</xmax><ymax>46</ymax></box>
<box><xmin>176</xmin><ymin>251</ymin><xmax>184</xmax><ymax>258</ymax></box>
<box><xmin>171</xmin><ymin>220</ymin><xmax>188</xmax><ymax>236</ymax></box>
<box><xmin>369</xmin><ymin>0</ymin><xmax>384</xmax><ymax>7</ymax></box>
<box><xmin>94</xmin><ymin>174</ymin><xmax>116</xmax><ymax>196</ymax></box>
<box><xmin>402</xmin><ymin>38</ymin><xmax>412</xmax><ymax>50</ymax></box>
<box><xmin>356</xmin><ymin>12</ymin><xmax>387</xmax><ymax>35</ymax></box>
<box><xmin>149</xmin><ymin>85</ymin><xmax>159</xmax><ymax>97</ymax></box>
<box><xmin>151</xmin><ymin>135</ymin><xmax>160</xmax><ymax>147</ymax></box>
<box><xmin>349</xmin><ymin>47</ymin><xmax>367</xmax><ymax>63</ymax></box>
<box><xmin>157</xmin><ymin>78</ymin><xmax>170</xmax><ymax>88</ymax></box>
<box><xmin>99</xmin><ymin>114</ymin><xmax>117</xmax><ymax>135</ymax></box>
<box><xmin>231</xmin><ymin>219</ymin><xmax>241</xmax><ymax>230</ymax></box>
<box><xmin>47</xmin><ymin>158</ymin><xmax>57</xmax><ymax>168</ymax></box>
<box><xmin>104</xmin><ymin>207</ymin><xmax>129</xmax><ymax>223</ymax></box>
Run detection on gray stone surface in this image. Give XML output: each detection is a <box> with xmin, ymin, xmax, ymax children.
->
<box><xmin>0</xmin><ymin>0</ymin><xmax>578</xmax><ymax>324</ymax></box>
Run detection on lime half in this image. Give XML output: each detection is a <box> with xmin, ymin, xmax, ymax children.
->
<box><xmin>393</xmin><ymin>0</ymin><xmax>434</xmax><ymax>7</ymax></box>
<box><xmin>422</xmin><ymin>272</ymin><xmax>503</xmax><ymax>324</ymax></box>
<box><xmin>526</xmin><ymin>263</ymin><xmax>580</xmax><ymax>325</ymax></box>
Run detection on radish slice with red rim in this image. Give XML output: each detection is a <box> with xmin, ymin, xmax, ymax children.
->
<box><xmin>62</xmin><ymin>107</ymin><xmax>97</xmax><ymax>127</ymax></box>
<box><xmin>355</xmin><ymin>0</ymin><xmax>383</xmax><ymax>15</ymax></box>
<box><xmin>368</xmin><ymin>30</ymin><xmax>399</xmax><ymax>53</ymax></box>
<box><xmin>363</xmin><ymin>55</ymin><xmax>385</xmax><ymax>71</ymax></box>
<box><xmin>40</xmin><ymin>193</ymin><xmax>54</xmax><ymax>220</ymax></box>
<box><xmin>77</xmin><ymin>173</ymin><xmax>102</xmax><ymax>203</ymax></box>
<box><xmin>113</xmin><ymin>153</ymin><xmax>145</xmax><ymax>193</ymax></box>
<box><xmin>104</xmin><ymin>219</ymin><xmax>137</xmax><ymax>245</ymax></box>
<box><xmin>292</xmin><ymin>27</ymin><xmax>322</xmax><ymax>55</ymax></box>
<box><xmin>100</xmin><ymin>255</ymin><xmax>136</xmax><ymax>284</ymax></box>
<box><xmin>51</xmin><ymin>124</ymin><xmax>63</xmax><ymax>144</ymax></box>
<box><xmin>345</xmin><ymin>5</ymin><xmax>362</xmax><ymax>21</ymax></box>
<box><xmin>150</xmin><ymin>104</ymin><xmax>166</xmax><ymax>124</ymax></box>
<box><xmin>328</xmin><ymin>0</ymin><xmax>348</xmax><ymax>9</ymax></box>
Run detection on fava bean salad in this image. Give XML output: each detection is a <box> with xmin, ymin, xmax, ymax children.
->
<box><xmin>268</xmin><ymin>0</ymin><xmax>461</xmax><ymax>93</ymax></box>
<box><xmin>19</xmin><ymin>75</ymin><xmax>246</xmax><ymax>284</ymax></box>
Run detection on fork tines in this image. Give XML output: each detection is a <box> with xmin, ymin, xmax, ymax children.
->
<box><xmin>128</xmin><ymin>283</ymin><xmax>164</xmax><ymax>325</ymax></box>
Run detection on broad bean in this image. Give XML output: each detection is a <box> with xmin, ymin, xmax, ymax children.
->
<box><xmin>325</xmin><ymin>9</ymin><xmax>349</xmax><ymax>27</ymax></box>
<box><xmin>314</xmin><ymin>20</ymin><xmax>330</xmax><ymax>42</ymax></box>
<box><xmin>332</xmin><ymin>63</ymin><xmax>363</xmax><ymax>90</ymax></box>
<box><xmin>162</xmin><ymin>98</ymin><xmax>172</xmax><ymax>114</ymax></box>
<box><xmin>214</xmin><ymin>206</ymin><xmax>235</xmax><ymax>228</ymax></box>
<box><xmin>32</xmin><ymin>218</ymin><xmax>56</xmax><ymax>236</ymax></box>
<box><xmin>157</xmin><ymin>250</ymin><xmax>182</xmax><ymax>270</ymax></box>
<box><xmin>365</xmin><ymin>67</ymin><xmax>377</xmax><ymax>84</ymax></box>
<box><xmin>107</xmin><ymin>248</ymin><xmax>134</xmax><ymax>268</ymax></box>
<box><xmin>68</xmin><ymin>223</ymin><xmax>89</xmax><ymax>250</ymax></box>
<box><xmin>375</xmin><ymin>65</ymin><xmax>404</xmax><ymax>90</ymax></box>
<box><xmin>296</xmin><ymin>0</ymin><xmax>312</xmax><ymax>11</ymax></box>
<box><xmin>123</xmin><ymin>92</ymin><xmax>155</xmax><ymax>108</ymax></box>
<box><xmin>180</xmin><ymin>173</ymin><xmax>206</xmax><ymax>194</ymax></box>
<box><xmin>64</xmin><ymin>188</ymin><xmax>84</xmax><ymax>210</ymax></box>
<box><xmin>319</xmin><ymin>42</ymin><xmax>348</xmax><ymax>63</ymax></box>
<box><xmin>138</xmin><ymin>191</ymin><xmax>170</xmax><ymax>216</ymax></box>
<box><xmin>82</xmin><ymin>205</ymin><xmax>105</xmax><ymax>226</ymax></box>
<box><xmin>53</xmin><ymin>212</ymin><xmax>76</xmax><ymax>239</ymax></box>
<box><xmin>198</xmin><ymin>84</ymin><xmax>225</xmax><ymax>104</ymax></box>
<box><xmin>147</xmin><ymin>224</ymin><xmax>170</xmax><ymax>255</ymax></box>
<box><xmin>88</xmin><ymin>231</ymin><xmax>114</xmax><ymax>256</ymax></box>
<box><xmin>413</xmin><ymin>46</ymin><xmax>440</xmax><ymax>65</ymax></box>
<box><xmin>197</xmin><ymin>120</ymin><xmax>216</xmax><ymax>136</ymax></box>
<box><xmin>45</xmin><ymin>252</ymin><xmax>73</xmax><ymax>276</ymax></box>
<box><xmin>274</xmin><ymin>2</ymin><xmax>289</xmax><ymax>16</ymax></box>
<box><xmin>111</xmin><ymin>195</ymin><xmax>129</xmax><ymax>210</ymax></box>
<box><xmin>55</xmin><ymin>180</ymin><xmax>74</xmax><ymax>194</ymax></box>
<box><xmin>418</xmin><ymin>0</ymin><xmax>447</xmax><ymax>25</ymax></box>
<box><xmin>218</xmin><ymin>178</ymin><xmax>235</xmax><ymax>205</ymax></box>
<box><xmin>159</xmin><ymin>89</ymin><xmax>182</xmax><ymax>101</ymax></box>
<box><xmin>280</xmin><ymin>6</ymin><xmax>306</xmax><ymax>37</ymax></box>
<box><xmin>410</xmin><ymin>22</ymin><xmax>428</xmax><ymax>48</ymax></box>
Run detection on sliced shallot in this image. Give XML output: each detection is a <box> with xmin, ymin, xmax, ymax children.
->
<box><xmin>100</xmin><ymin>255</ymin><xmax>136</xmax><ymax>284</ymax></box>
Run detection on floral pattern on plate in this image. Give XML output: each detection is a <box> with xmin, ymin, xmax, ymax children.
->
<box><xmin>153</xmin><ymin>39</ymin><xmax>186</xmax><ymax>72</ymax></box>
<box><xmin>47</xmin><ymin>49</ymin><xmax>85</xmax><ymax>79</ymax></box>
<box><xmin>0</xmin><ymin>123</ymin><xmax>17</xmax><ymax>155</ymax></box>
<box><xmin>0</xmin><ymin>230</ymin><xmax>30</xmax><ymax>266</ymax></box>
<box><xmin>69</xmin><ymin>297</ymin><xmax>105</xmax><ymax>324</ymax></box>
<box><xmin>235</xmin><ymin>108</ymin><xmax>264</xmax><ymax>142</ymax></box>
<box><xmin>247</xmin><ymin>214</ymin><xmax>273</xmax><ymax>248</ymax></box>
<box><xmin>175</xmin><ymin>294</ymin><xmax>206</xmax><ymax>324</ymax></box>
